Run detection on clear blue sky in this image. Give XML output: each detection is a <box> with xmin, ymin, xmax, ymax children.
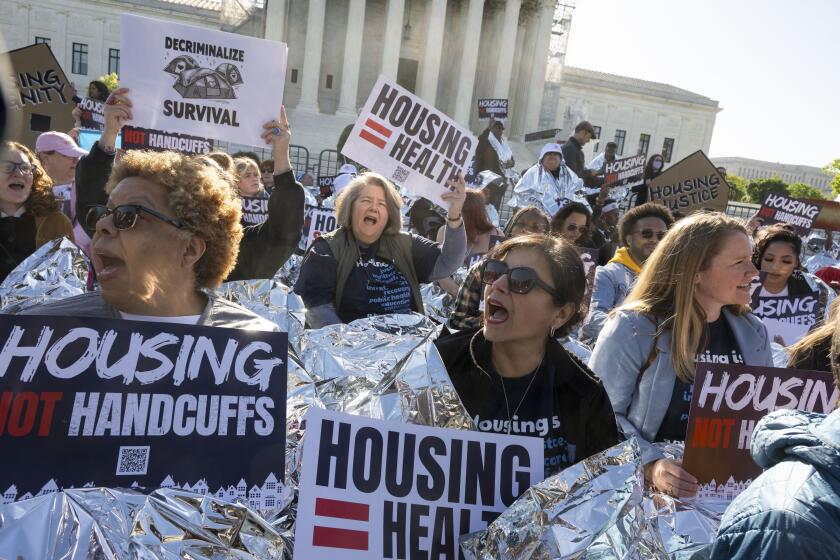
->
<box><xmin>563</xmin><ymin>0</ymin><xmax>839</xmax><ymax>168</ymax></box>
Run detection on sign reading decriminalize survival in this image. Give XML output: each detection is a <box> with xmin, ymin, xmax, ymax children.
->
<box><xmin>341</xmin><ymin>75</ymin><xmax>478</xmax><ymax>207</ymax></box>
<box><xmin>120</xmin><ymin>14</ymin><xmax>287</xmax><ymax>147</ymax></box>
<box><xmin>477</xmin><ymin>99</ymin><xmax>508</xmax><ymax>119</ymax></box>
<box><xmin>648</xmin><ymin>150</ymin><xmax>729</xmax><ymax>213</ymax></box>
<box><xmin>0</xmin><ymin>314</ymin><xmax>287</xmax><ymax>505</ymax></box>
<box><xmin>682</xmin><ymin>363</ymin><xmax>836</xmax><ymax>502</ymax></box>
<box><xmin>757</xmin><ymin>192</ymin><xmax>820</xmax><ymax>237</ymax></box>
<box><xmin>604</xmin><ymin>154</ymin><xmax>645</xmax><ymax>190</ymax></box>
<box><xmin>294</xmin><ymin>408</ymin><xmax>543</xmax><ymax>559</ymax></box>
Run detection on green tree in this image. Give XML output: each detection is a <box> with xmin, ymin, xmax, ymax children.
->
<box><xmin>724</xmin><ymin>174</ymin><xmax>748</xmax><ymax>202</ymax></box>
<box><xmin>788</xmin><ymin>182</ymin><xmax>826</xmax><ymax>200</ymax></box>
<box><xmin>825</xmin><ymin>159</ymin><xmax>840</xmax><ymax>196</ymax></box>
<box><xmin>745</xmin><ymin>178</ymin><xmax>789</xmax><ymax>204</ymax></box>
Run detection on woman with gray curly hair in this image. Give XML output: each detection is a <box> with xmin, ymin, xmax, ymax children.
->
<box><xmin>295</xmin><ymin>172</ymin><xmax>467</xmax><ymax>327</ymax></box>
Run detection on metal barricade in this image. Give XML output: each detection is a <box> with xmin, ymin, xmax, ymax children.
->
<box><xmin>317</xmin><ymin>149</ymin><xmax>342</xmax><ymax>178</ymax></box>
<box><xmin>289</xmin><ymin>144</ymin><xmax>310</xmax><ymax>175</ymax></box>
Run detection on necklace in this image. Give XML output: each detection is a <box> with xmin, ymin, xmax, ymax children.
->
<box><xmin>468</xmin><ymin>331</ymin><xmax>544</xmax><ymax>435</ymax></box>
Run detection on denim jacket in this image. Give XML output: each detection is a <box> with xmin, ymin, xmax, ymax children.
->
<box><xmin>581</xmin><ymin>262</ymin><xmax>637</xmax><ymax>343</ymax></box>
<box><xmin>588</xmin><ymin>308</ymin><xmax>773</xmax><ymax>465</ymax></box>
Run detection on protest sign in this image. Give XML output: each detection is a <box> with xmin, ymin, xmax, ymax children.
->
<box><xmin>477</xmin><ymin>99</ymin><xmax>508</xmax><ymax>119</ymax></box>
<box><xmin>5</xmin><ymin>44</ymin><xmax>76</xmax><ymax>148</ymax></box>
<box><xmin>318</xmin><ymin>176</ymin><xmax>335</xmax><ymax>198</ymax></box>
<box><xmin>603</xmin><ymin>154</ymin><xmax>645</xmax><ymax>190</ymax></box>
<box><xmin>121</xmin><ymin>125</ymin><xmax>213</xmax><ymax>154</ymax></box>
<box><xmin>120</xmin><ymin>14</ymin><xmax>288</xmax><ymax>147</ymax></box>
<box><xmin>757</xmin><ymin>192</ymin><xmax>820</xmax><ymax>236</ymax></box>
<box><xmin>77</xmin><ymin>96</ymin><xmax>104</xmax><ymax>130</ymax></box>
<box><xmin>648</xmin><ymin>151</ymin><xmax>729</xmax><ymax>213</ymax></box>
<box><xmin>294</xmin><ymin>407</ymin><xmax>543</xmax><ymax>559</ymax></box>
<box><xmin>304</xmin><ymin>207</ymin><xmax>338</xmax><ymax>247</ymax></box>
<box><xmin>77</xmin><ymin>129</ymin><xmax>123</xmax><ymax>152</ymax></box>
<box><xmin>241</xmin><ymin>195</ymin><xmax>269</xmax><ymax>225</ymax></box>
<box><xmin>0</xmin><ymin>314</ymin><xmax>288</xmax><ymax>503</ymax></box>
<box><xmin>341</xmin><ymin>75</ymin><xmax>478</xmax><ymax>207</ymax></box>
<box><xmin>751</xmin><ymin>290</ymin><xmax>820</xmax><ymax>346</ymax></box>
<box><xmin>683</xmin><ymin>363</ymin><xmax>837</xmax><ymax>502</ymax></box>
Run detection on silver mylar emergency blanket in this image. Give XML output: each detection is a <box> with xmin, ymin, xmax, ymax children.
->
<box><xmin>0</xmin><ymin>237</ymin><xmax>89</xmax><ymax>313</ymax></box>
<box><xmin>509</xmin><ymin>163</ymin><xmax>588</xmax><ymax>216</ymax></box>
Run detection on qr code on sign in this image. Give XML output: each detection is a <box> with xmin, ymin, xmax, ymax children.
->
<box><xmin>116</xmin><ymin>446</ymin><xmax>150</xmax><ymax>476</ymax></box>
<box><xmin>391</xmin><ymin>166</ymin><xmax>410</xmax><ymax>184</ymax></box>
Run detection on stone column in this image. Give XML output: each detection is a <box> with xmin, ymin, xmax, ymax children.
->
<box><xmin>418</xmin><ymin>0</ymin><xmax>447</xmax><ymax>104</ymax></box>
<box><xmin>296</xmin><ymin>0</ymin><xmax>326</xmax><ymax>112</ymax></box>
<box><xmin>453</xmin><ymin>0</ymin><xmax>485</xmax><ymax>126</ymax></box>
<box><xmin>381</xmin><ymin>0</ymin><xmax>405</xmax><ymax>80</ymax></box>
<box><xmin>522</xmin><ymin>1</ymin><xmax>554</xmax><ymax>135</ymax></box>
<box><xmin>264</xmin><ymin>0</ymin><xmax>288</xmax><ymax>42</ymax></box>
<box><xmin>337</xmin><ymin>0</ymin><xmax>367</xmax><ymax>114</ymax></box>
<box><xmin>493</xmin><ymin>0</ymin><xmax>521</xmax><ymax>100</ymax></box>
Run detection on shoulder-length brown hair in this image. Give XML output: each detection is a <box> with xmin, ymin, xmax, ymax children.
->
<box><xmin>618</xmin><ymin>212</ymin><xmax>751</xmax><ymax>382</ymax></box>
<box><xmin>335</xmin><ymin>172</ymin><xmax>403</xmax><ymax>236</ymax></box>
<box><xmin>462</xmin><ymin>188</ymin><xmax>494</xmax><ymax>243</ymax></box>
<box><xmin>2</xmin><ymin>141</ymin><xmax>59</xmax><ymax>217</ymax></box>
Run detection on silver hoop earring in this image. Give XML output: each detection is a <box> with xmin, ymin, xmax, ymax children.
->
<box><xmin>550</xmin><ymin>326</ymin><xmax>557</xmax><ymax>338</ymax></box>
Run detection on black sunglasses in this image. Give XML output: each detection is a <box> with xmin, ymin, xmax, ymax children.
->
<box><xmin>566</xmin><ymin>223</ymin><xmax>587</xmax><ymax>234</ymax></box>
<box><xmin>85</xmin><ymin>204</ymin><xmax>184</xmax><ymax>231</ymax></box>
<box><xmin>634</xmin><ymin>228</ymin><xmax>667</xmax><ymax>240</ymax></box>
<box><xmin>481</xmin><ymin>259</ymin><xmax>560</xmax><ymax>298</ymax></box>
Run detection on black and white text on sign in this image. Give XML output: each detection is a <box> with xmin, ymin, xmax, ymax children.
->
<box><xmin>0</xmin><ymin>314</ymin><xmax>288</xmax><ymax>504</ymax></box>
<box><xmin>294</xmin><ymin>408</ymin><xmax>543</xmax><ymax>559</ymax></box>
<box><xmin>477</xmin><ymin>99</ymin><xmax>508</xmax><ymax>119</ymax></box>
<box><xmin>757</xmin><ymin>192</ymin><xmax>821</xmax><ymax>236</ymax></box>
<box><xmin>604</xmin><ymin>154</ymin><xmax>646</xmax><ymax>189</ymax></box>
<box><xmin>120</xmin><ymin>14</ymin><xmax>287</xmax><ymax>146</ymax></box>
<box><xmin>340</xmin><ymin>75</ymin><xmax>477</xmax><ymax>207</ymax></box>
<box><xmin>304</xmin><ymin>207</ymin><xmax>338</xmax><ymax>247</ymax></box>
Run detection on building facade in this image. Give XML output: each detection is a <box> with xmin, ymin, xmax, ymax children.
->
<box><xmin>540</xmin><ymin>66</ymin><xmax>721</xmax><ymax>166</ymax></box>
<box><xmin>711</xmin><ymin>156</ymin><xmax>833</xmax><ymax>195</ymax></box>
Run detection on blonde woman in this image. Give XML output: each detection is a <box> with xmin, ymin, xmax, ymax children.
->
<box><xmin>233</xmin><ymin>157</ymin><xmax>265</xmax><ymax>198</ymax></box>
<box><xmin>589</xmin><ymin>212</ymin><xmax>773</xmax><ymax>497</ymax></box>
<box><xmin>295</xmin><ymin>172</ymin><xmax>466</xmax><ymax>327</ymax></box>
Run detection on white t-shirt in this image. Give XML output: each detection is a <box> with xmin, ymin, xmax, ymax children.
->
<box><xmin>759</xmin><ymin>285</ymin><xmax>789</xmax><ymax>298</ymax></box>
<box><xmin>118</xmin><ymin>312</ymin><xmax>201</xmax><ymax>325</ymax></box>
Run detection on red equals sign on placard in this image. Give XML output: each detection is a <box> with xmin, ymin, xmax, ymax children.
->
<box><xmin>312</xmin><ymin>497</ymin><xmax>370</xmax><ymax>551</ymax></box>
<box><xmin>359</xmin><ymin>118</ymin><xmax>392</xmax><ymax>149</ymax></box>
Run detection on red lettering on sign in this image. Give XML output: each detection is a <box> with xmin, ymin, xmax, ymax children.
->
<box><xmin>313</xmin><ymin>526</ymin><xmax>369</xmax><ymax>551</ymax></box>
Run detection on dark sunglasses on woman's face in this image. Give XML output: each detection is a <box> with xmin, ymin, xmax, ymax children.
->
<box><xmin>566</xmin><ymin>224</ymin><xmax>587</xmax><ymax>234</ymax></box>
<box><xmin>635</xmin><ymin>228</ymin><xmax>667</xmax><ymax>240</ymax></box>
<box><xmin>481</xmin><ymin>259</ymin><xmax>560</xmax><ymax>298</ymax></box>
<box><xmin>85</xmin><ymin>204</ymin><xmax>184</xmax><ymax>231</ymax></box>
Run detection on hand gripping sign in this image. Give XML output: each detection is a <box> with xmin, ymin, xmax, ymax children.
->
<box><xmin>120</xmin><ymin>14</ymin><xmax>288</xmax><ymax>147</ymax></box>
<box><xmin>294</xmin><ymin>407</ymin><xmax>543</xmax><ymax>559</ymax></box>
<box><xmin>341</xmin><ymin>75</ymin><xmax>478</xmax><ymax>208</ymax></box>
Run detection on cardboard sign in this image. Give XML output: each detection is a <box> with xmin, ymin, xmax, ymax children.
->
<box><xmin>77</xmin><ymin>96</ymin><xmax>105</xmax><ymax>130</ymax></box>
<box><xmin>683</xmin><ymin>363</ymin><xmax>837</xmax><ymax>502</ymax></box>
<box><xmin>648</xmin><ymin>151</ymin><xmax>729</xmax><ymax>213</ymax></box>
<box><xmin>604</xmin><ymin>154</ymin><xmax>645</xmax><ymax>190</ymax></box>
<box><xmin>121</xmin><ymin>125</ymin><xmax>213</xmax><ymax>154</ymax></box>
<box><xmin>0</xmin><ymin>314</ymin><xmax>288</xmax><ymax>504</ymax></box>
<box><xmin>341</xmin><ymin>75</ymin><xmax>478</xmax><ymax>207</ymax></box>
<box><xmin>241</xmin><ymin>195</ymin><xmax>269</xmax><ymax>226</ymax></box>
<box><xmin>294</xmin><ymin>407</ymin><xmax>543</xmax><ymax>559</ymax></box>
<box><xmin>4</xmin><ymin>44</ymin><xmax>76</xmax><ymax>148</ymax></box>
<box><xmin>120</xmin><ymin>14</ymin><xmax>288</xmax><ymax>146</ymax></box>
<box><xmin>756</xmin><ymin>192</ymin><xmax>819</xmax><ymax>237</ymax></box>
<box><xmin>751</xmin><ymin>291</ymin><xmax>820</xmax><ymax>346</ymax></box>
<box><xmin>304</xmin><ymin>207</ymin><xmax>338</xmax><ymax>247</ymax></box>
<box><xmin>477</xmin><ymin>99</ymin><xmax>508</xmax><ymax>119</ymax></box>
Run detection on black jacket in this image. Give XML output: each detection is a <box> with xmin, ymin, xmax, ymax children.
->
<box><xmin>474</xmin><ymin>128</ymin><xmax>504</xmax><ymax>176</ymax></box>
<box><xmin>434</xmin><ymin>328</ymin><xmax>621</xmax><ymax>472</ymax></box>
<box><xmin>560</xmin><ymin>136</ymin><xmax>586</xmax><ymax>179</ymax></box>
<box><xmin>75</xmin><ymin>142</ymin><xmax>305</xmax><ymax>281</ymax></box>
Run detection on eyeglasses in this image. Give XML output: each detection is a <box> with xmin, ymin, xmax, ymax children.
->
<box><xmin>566</xmin><ymin>224</ymin><xmax>588</xmax><ymax>234</ymax></box>
<box><xmin>85</xmin><ymin>204</ymin><xmax>184</xmax><ymax>231</ymax></box>
<box><xmin>481</xmin><ymin>259</ymin><xmax>560</xmax><ymax>298</ymax></box>
<box><xmin>634</xmin><ymin>229</ymin><xmax>667</xmax><ymax>240</ymax></box>
<box><xmin>0</xmin><ymin>161</ymin><xmax>34</xmax><ymax>175</ymax></box>
<box><xmin>260</xmin><ymin>165</ymin><xmax>274</xmax><ymax>174</ymax></box>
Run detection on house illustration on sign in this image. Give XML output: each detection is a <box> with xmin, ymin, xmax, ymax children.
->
<box><xmin>697</xmin><ymin>476</ymin><xmax>753</xmax><ymax>500</ymax></box>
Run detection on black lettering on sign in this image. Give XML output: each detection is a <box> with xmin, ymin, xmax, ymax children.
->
<box><xmin>315</xmin><ymin>419</ymin><xmax>351</xmax><ymax>489</ymax></box>
<box><xmin>352</xmin><ymin>426</ymin><xmax>383</xmax><ymax>492</ymax></box>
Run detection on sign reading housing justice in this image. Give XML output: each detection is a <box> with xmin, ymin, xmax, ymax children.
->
<box><xmin>341</xmin><ymin>75</ymin><xmax>478</xmax><ymax>207</ymax></box>
<box><xmin>294</xmin><ymin>407</ymin><xmax>543</xmax><ymax>559</ymax></box>
<box><xmin>0</xmin><ymin>314</ymin><xmax>288</xmax><ymax>502</ymax></box>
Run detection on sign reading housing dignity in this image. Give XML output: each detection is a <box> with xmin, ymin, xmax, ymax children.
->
<box><xmin>120</xmin><ymin>14</ymin><xmax>288</xmax><ymax>147</ymax></box>
<box><xmin>341</xmin><ymin>75</ymin><xmax>478</xmax><ymax>207</ymax></box>
<box><xmin>294</xmin><ymin>407</ymin><xmax>543</xmax><ymax>559</ymax></box>
<box><xmin>0</xmin><ymin>314</ymin><xmax>288</xmax><ymax>503</ymax></box>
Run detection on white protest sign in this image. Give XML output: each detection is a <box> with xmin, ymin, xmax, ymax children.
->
<box><xmin>341</xmin><ymin>75</ymin><xmax>477</xmax><ymax>207</ymax></box>
<box><xmin>305</xmin><ymin>207</ymin><xmax>338</xmax><ymax>247</ymax></box>
<box><xmin>120</xmin><ymin>14</ymin><xmax>287</xmax><ymax>146</ymax></box>
<box><xmin>752</xmin><ymin>291</ymin><xmax>821</xmax><ymax>346</ymax></box>
<box><xmin>294</xmin><ymin>407</ymin><xmax>543</xmax><ymax>559</ymax></box>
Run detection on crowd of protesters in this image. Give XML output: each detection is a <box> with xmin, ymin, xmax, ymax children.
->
<box><xmin>4</xmin><ymin>74</ymin><xmax>840</xmax><ymax>557</ymax></box>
